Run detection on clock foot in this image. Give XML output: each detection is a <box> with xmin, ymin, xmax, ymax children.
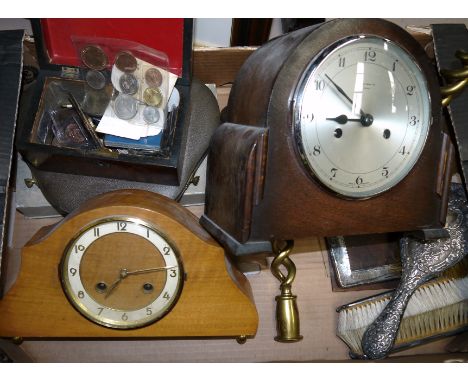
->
<box><xmin>270</xmin><ymin>240</ymin><xmax>303</xmax><ymax>343</ymax></box>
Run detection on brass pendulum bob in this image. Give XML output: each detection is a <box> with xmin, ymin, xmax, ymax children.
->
<box><xmin>270</xmin><ymin>239</ymin><xmax>303</xmax><ymax>342</ymax></box>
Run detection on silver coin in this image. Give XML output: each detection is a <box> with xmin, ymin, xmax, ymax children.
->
<box><xmin>85</xmin><ymin>70</ymin><xmax>106</xmax><ymax>90</ymax></box>
<box><xmin>142</xmin><ymin>106</ymin><xmax>160</xmax><ymax>124</ymax></box>
<box><xmin>119</xmin><ymin>73</ymin><xmax>139</xmax><ymax>95</ymax></box>
<box><xmin>113</xmin><ymin>94</ymin><xmax>138</xmax><ymax>120</ymax></box>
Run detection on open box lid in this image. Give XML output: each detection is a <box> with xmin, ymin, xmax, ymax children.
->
<box><xmin>31</xmin><ymin>18</ymin><xmax>193</xmax><ymax>85</ymax></box>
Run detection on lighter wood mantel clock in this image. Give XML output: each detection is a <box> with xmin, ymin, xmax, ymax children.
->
<box><xmin>0</xmin><ymin>190</ymin><xmax>258</xmax><ymax>340</ymax></box>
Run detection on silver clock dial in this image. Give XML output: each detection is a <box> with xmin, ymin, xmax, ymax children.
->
<box><xmin>295</xmin><ymin>36</ymin><xmax>431</xmax><ymax>198</ymax></box>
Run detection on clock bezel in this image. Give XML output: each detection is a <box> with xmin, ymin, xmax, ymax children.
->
<box><xmin>60</xmin><ymin>216</ymin><xmax>184</xmax><ymax>330</ymax></box>
<box><xmin>292</xmin><ymin>34</ymin><xmax>433</xmax><ymax>200</ymax></box>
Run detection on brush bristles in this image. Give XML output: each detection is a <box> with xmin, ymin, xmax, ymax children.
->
<box><xmin>337</xmin><ymin>276</ymin><xmax>468</xmax><ymax>355</ymax></box>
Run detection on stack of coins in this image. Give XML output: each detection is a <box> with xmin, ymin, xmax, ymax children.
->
<box><xmin>81</xmin><ymin>45</ymin><xmax>108</xmax><ymax>91</ymax></box>
<box><xmin>143</xmin><ymin>67</ymin><xmax>163</xmax><ymax>108</ymax></box>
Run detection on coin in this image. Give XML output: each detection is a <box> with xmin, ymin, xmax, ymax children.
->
<box><xmin>119</xmin><ymin>73</ymin><xmax>139</xmax><ymax>95</ymax></box>
<box><xmin>143</xmin><ymin>87</ymin><xmax>163</xmax><ymax>107</ymax></box>
<box><xmin>144</xmin><ymin>67</ymin><xmax>163</xmax><ymax>88</ymax></box>
<box><xmin>142</xmin><ymin>106</ymin><xmax>160</xmax><ymax>124</ymax></box>
<box><xmin>113</xmin><ymin>94</ymin><xmax>138</xmax><ymax>120</ymax></box>
<box><xmin>85</xmin><ymin>70</ymin><xmax>106</xmax><ymax>90</ymax></box>
<box><xmin>115</xmin><ymin>51</ymin><xmax>138</xmax><ymax>73</ymax></box>
<box><xmin>80</xmin><ymin>45</ymin><xmax>108</xmax><ymax>71</ymax></box>
<box><xmin>65</xmin><ymin>123</ymin><xmax>85</xmax><ymax>144</ymax></box>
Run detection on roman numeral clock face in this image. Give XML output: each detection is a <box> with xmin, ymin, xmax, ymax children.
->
<box><xmin>294</xmin><ymin>36</ymin><xmax>431</xmax><ymax>198</ymax></box>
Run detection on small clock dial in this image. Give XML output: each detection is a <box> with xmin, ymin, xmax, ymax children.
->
<box><xmin>60</xmin><ymin>217</ymin><xmax>183</xmax><ymax>329</ymax></box>
<box><xmin>294</xmin><ymin>36</ymin><xmax>431</xmax><ymax>198</ymax></box>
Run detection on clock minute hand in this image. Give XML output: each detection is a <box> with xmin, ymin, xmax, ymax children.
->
<box><xmin>324</xmin><ymin>74</ymin><xmax>369</xmax><ymax>118</ymax></box>
<box><xmin>325</xmin><ymin>74</ymin><xmax>354</xmax><ymax>105</ymax></box>
<box><xmin>125</xmin><ymin>265</ymin><xmax>177</xmax><ymax>276</ymax></box>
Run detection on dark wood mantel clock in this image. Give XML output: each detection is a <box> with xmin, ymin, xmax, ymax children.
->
<box><xmin>0</xmin><ymin>190</ymin><xmax>258</xmax><ymax>341</ymax></box>
<box><xmin>200</xmin><ymin>18</ymin><xmax>455</xmax><ymax>341</ymax></box>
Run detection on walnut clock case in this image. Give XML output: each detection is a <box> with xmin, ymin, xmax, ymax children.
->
<box><xmin>0</xmin><ymin>190</ymin><xmax>258</xmax><ymax>339</ymax></box>
<box><xmin>200</xmin><ymin>18</ymin><xmax>454</xmax><ymax>256</ymax></box>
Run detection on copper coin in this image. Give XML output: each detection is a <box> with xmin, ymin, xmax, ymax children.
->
<box><xmin>143</xmin><ymin>87</ymin><xmax>163</xmax><ymax>107</ymax></box>
<box><xmin>144</xmin><ymin>67</ymin><xmax>163</xmax><ymax>88</ymax></box>
<box><xmin>65</xmin><ymin>123</ymin><xmax>85</xmax><ymax>144</ymax></box>
<box><xmin>80</xmin><ymin>45</ymin><xmax>108</xmax><ymax>71</ymax></box>
<box><xmin>85</xmin><ymin>70</ymin><xmax>106</xmax><ymax>90</ymax></box>
<box><xmin>119</xmin><ymin>73</ymin><xmax>139</xmax><ymax>95</ymax></box>
<box><xmin>115</xmin><ymin>51</ymin><xmax>138</xmax><ymax>73</ymax></box>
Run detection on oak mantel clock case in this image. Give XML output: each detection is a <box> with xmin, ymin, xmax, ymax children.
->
<box><xmin>200</xmin><ymin>18</ymin><xmax>454</xmax><ymax>256</ymax></box>
<box><xmin>0</xmin><ymin>190</ymin><xmax>258</xmax><ymax>339</ymax></box>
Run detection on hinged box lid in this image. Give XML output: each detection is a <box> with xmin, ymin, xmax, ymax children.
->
<box><xmin>32</xmin><ymin>18</ymin><xmax>192</xmax><ymax>84</ymax></box>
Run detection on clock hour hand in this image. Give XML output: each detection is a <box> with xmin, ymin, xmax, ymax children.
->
<box><xmin>326</xmin><ymin>114</ymin><xmax>374</xmax><ymax>127</ymax></box>
<box><xmin>105</xmin><ymin>268</ymin><xmax>129</xmax><ymax>299</ymax></box>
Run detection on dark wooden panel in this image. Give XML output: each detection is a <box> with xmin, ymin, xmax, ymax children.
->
<box><xmin>192</xmin><ymin>47</ymin><xmax>256</xmax><ymax>86</ymax></box>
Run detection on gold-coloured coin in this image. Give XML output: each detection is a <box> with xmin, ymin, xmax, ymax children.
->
<box><xmin>80</xmin><ymin>45</ymin><xmax>108</xmax><ymax>71</ymax></box>
<box><xmin>143</xmin><ymin>87</ymin><xmax>163</xmax><ymax>107</ymax></box>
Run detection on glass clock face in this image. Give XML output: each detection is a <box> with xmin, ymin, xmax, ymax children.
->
<box><xmin>60</xmin><ymin>217</ymin><xmax>183</xmax><ymax>329</ymax></box>
<box><xmin>294</xmin><ymin>36</ymin><xmax>431</xmax><ymax>198</ymax></box>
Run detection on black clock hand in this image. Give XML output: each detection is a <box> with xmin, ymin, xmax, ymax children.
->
<box><xmin>326</xmin><ymin>114</ymin><xmax>374</xmax><ymax>127</ymax></box>
<box><xmin>324</xmin><ymin>74</ymin><xmax>372</xmax><ymax>121</ymax></box>
<box><xmin>325</xmin><ymin>74</ymin><xmax>354</xmax><ymax>106</ymax></box>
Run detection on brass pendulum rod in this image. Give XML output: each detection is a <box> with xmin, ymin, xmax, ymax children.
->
<box><xmin>441</xmin><ymin>50</ymin><xmax>468</xmax><ymax>107</ymax></box>
<box><xmin>270</xmin><ymin>239</ymin><xmax>303</xmax><ymax>342</ymax></box>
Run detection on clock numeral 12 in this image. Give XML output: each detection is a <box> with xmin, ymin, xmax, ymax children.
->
<box><xmin>117</xmin><ymin>222</ymin><xmax>127</xmax><ymax>231</ymax></box>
